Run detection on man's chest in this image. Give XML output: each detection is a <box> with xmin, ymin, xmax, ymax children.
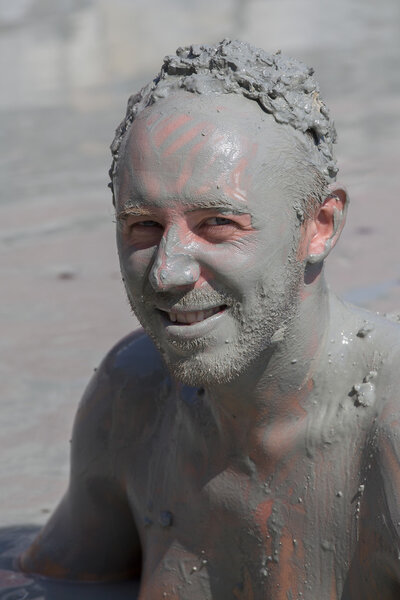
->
<box><xmin>122</xmin><ymin>413</ymin><xmax>368</xmax><ymax>599</ymax></box>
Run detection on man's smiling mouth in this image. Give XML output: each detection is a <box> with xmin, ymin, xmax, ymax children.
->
<box><xmin>158</xmin><ymin>305</ymin><xmax>227</xmax><ymax>325</ymax></box>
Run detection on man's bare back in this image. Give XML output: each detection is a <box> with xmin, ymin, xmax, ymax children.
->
<box><xmin>19</xmin><ymin>40</ymin><xmax>400</xmax><ymax>598</ymax></box>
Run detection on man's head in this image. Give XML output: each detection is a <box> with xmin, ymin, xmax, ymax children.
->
<box><xmin>110</xmin><ymin>39</ymin><xmax>339</xmax><ymax>218</ymax></box>
<box><xmin>112</xmin><ymin>41</ymin><xmax>347</xmax><ymax>385</ymax></box>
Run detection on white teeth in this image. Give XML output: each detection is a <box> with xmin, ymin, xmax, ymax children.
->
<box><xmin>166</xmin><ymin>306</ymin><xmax>221</xmax><ymax>324</ymax></box>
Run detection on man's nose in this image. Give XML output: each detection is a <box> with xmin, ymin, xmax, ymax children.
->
<box><xmin>148</xmin><ymin>229</ymin><xmax>200</xmax><ymax>292</ymax></box>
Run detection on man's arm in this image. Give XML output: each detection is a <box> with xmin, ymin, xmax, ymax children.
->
<box><xmin>19</xmin><ymin>338</ymin><xmax>142</xmax><ymax>582</ymax></box>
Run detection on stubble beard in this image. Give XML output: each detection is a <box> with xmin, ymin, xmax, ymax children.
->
<box><xmin>123</xmin><ymin>262</ymin><xmax>303</xmax><ymax>387</ymax></box>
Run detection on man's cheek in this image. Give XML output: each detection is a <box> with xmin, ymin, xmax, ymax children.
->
<box><xmin>203</xmin><ymin>238</ymin><xmax>256</xmax><ymax>267</ymax></box>
<box><xmin>121</xmin><ymin>248</ymin><xmax>154</xmax><ymax>288</ymax></box>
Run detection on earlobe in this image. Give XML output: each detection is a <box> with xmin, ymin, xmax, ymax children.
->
<box><xmin>307</xmin><ymin>185</ymin><xmax>349</xmax><ymax>264</ymax></box>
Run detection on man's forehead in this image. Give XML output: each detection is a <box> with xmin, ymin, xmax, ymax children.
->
<box><xmin>134</xmin><ymin>91</ymin><xmax>263</xmax><ymax>132</ymax></box>
<box><xmin>126</xmin><ymin>96</ymin><xmax>258</xmax><ymax>161</ymax></box>
<box><xmin>125</xmin><ymin>91</ymin><xmax>294</xmax><ymax>162</ymax></box>
<box><xmin>118</xmin><ymin>96</ymin><xmax>262</xmax><ymax>204</ymax></box>
<box><xmin>115</xmin><ymin>92</ymin><xmax>298</xmax><ymax>219</ymax></box>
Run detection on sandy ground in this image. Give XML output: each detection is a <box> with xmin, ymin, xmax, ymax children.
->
<box><xmin>1</xmin><ymin>0</ymin><xmax>400</xmax><ymax>534</ymax></box>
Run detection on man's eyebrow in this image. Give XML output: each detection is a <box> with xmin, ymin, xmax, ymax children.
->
<box><xmin>185</xmin><ymin>204</ymin><xmax>250</xmax><ymax>216</ymax></box>
<box><xmin>115</xmin><ymin>207</ymin><xmax>153</xmax><ymax>221</ymax></box>
<box><xmin>115</xmin><ymin>200</ymin><xmax>252</xmax><ymax>220</ymax></box>
<box><xmin>182</xmin><ymin>195</ymin><xmax>251</xmax><ymax>214</ymax></box>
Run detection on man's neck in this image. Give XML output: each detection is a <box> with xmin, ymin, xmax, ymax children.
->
<box><xmin>203</xmin><ymin>269</ymin><xmax>331</xmax><ymax>433</ymax></box>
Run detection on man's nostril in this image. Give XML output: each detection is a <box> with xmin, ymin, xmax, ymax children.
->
<box><xmin>149</xmin><ymin>254</ymin><xmax>200</xmax><ymax>291</ymax></box>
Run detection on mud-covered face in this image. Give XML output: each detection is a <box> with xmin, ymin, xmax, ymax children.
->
<box><xmin>115</xmin><ymin>93</ymin><xmax>305</xmax><ymax>385</ymax></box>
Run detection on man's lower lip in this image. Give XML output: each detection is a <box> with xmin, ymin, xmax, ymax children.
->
<box><xmin>158</xmin><ymin>307</ymin><xmax>227</xmax><ymax>338</ymax></box>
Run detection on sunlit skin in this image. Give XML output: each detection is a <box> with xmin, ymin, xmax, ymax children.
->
<box><xmin>20</xmin><ymin>93</ymin><xmax>400</xmax><ymax>599</ymax></box>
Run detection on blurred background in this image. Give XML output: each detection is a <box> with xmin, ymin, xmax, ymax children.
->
<box><xmin>1</xmin><ymin>0</ymin><xmax>399</xmax><ymax>526</ymax></box>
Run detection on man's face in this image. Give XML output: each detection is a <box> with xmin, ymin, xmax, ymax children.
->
<box><xmin>115</xmin><ymin>93</ymin><xmax>306</xmax><ymax>385</ymax></box>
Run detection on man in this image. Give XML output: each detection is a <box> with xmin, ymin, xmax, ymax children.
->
<box><xmin>20</xmin><ymin>40</ymin><xmax>400</xmax><ymax>598</ymax></box>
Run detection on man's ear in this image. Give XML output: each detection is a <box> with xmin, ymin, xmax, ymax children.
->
<box><xmin>306</xmin><ymin>184</ymin><xmax>349</xmax><ymax>264</ymax></box>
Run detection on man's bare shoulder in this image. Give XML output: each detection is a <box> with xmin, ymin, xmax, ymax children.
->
<box><xmin>92</xmin><ymin>328</ymin><xmax>169</xmax><ymax>399</ymax></box>
<box><xmin>341</xmin><ymin>300</ymin><xmax>400</xmax><ymax>445</ymax></box>
<box><xmin>101</xmin><ymin>327</ymin><xmax>167</xmax><ymax>382</ymax></box>
<box><xmin>333</xmin><ymin>295</ymin><xmax>400</xmax><ymax>362</ymax></box>
<box><xmin>73</xmin><ymin>329</ymin><xmax>170</xmax><ymax>462</ymax></box>
<box><xmin>329</xmin><ymin>296</ymin><xmax>400</xmax><ymax>420</ymax></box>
<box><xmin>350</xmin><ymin>304</ymin><xmax>400</xmax><ymax>377</ymax></box>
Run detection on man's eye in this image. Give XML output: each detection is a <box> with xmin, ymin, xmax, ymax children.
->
<box><xmin>135</xmin><ymin>220</ymin><xmax>161</xmax><ymax>228</ymax></box>
<box><xmin>204</xmin><ymin>217</ymin><xmax>234</xmax><ymax>226</ymax></box>
<box><xmin>127</xmin><ymin>220</ymin><xmax>163</xmax><ymax>231</ymax></box>
<box><xmin>125</xmin><ymin>219</ymin><xmax>163</xmax><ymax>249</ymax></box>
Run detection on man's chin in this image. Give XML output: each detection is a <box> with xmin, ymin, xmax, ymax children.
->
<box><xmin>166</xmin><ymin>356</ymin><xmax>242</xmax><ymax>386</ymax></box>
<box><xmin>161</xmin><ymin>340</ymin><xmax>259</xmax><ymax>386</ymax></box>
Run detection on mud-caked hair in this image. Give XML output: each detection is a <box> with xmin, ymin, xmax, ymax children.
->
<box><xmin>109</xmin><ymin>39</ymin><xmax>338</xmax><ymax>215</ymax></box>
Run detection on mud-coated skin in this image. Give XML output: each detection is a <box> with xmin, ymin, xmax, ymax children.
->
<box><xmin>19</xmin><ymin>91</ymin><xmax>400</xmax><ymax>598</ymax></box>
<box><xmin>20</xmin><ymin>305</ymin><xmax>400</xmax><ymax>599</ymax></box>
